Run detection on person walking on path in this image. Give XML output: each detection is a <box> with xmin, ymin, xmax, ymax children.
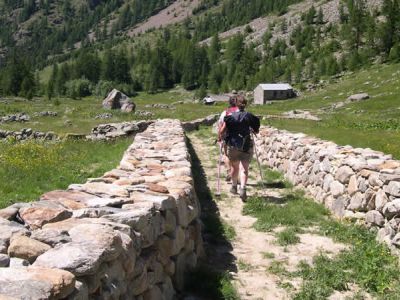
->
<box><xmin>218</xmin><ymin>96</ymin><xmax>239</xmax><ymax>182</ymax></box>
<box><xmin>218</xmin><ymin>95</ymin><xmax>260</xmax><ymax>201</ymax></box>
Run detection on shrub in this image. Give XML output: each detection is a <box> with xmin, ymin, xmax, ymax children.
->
<box><xmin>94</xmin><ymin>80</ymin><xmax>114</xmax><ymax>97</ymax></box>
<box><xmin>94</xmin><ymin>81</ymin><xmax>137</xmax><ymax>97</ymax></box>
<box><xmin>65</xmin><ymin>78</ymin><xmax>92</xmax><ymax>99</ymax></box>
<box><xmin>389</xmin><ymin>43</ymin><xmax>400</xmax><ymax>62</ymax></box>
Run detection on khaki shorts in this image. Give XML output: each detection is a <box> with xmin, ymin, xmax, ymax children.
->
<box><xmin>227</xmin><ymin>146</ymin><xmax>253</xmax><ymax>162</ymax></box>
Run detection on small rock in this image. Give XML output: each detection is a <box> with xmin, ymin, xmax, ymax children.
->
<box><xmin>347</xmin><ymin>93</ymin><xmax>369</xmax><ymax>102</ymax></box>
<box><xmin>375</xmin><ymin>190</ymin><xmax>389</xmax><ymax>212</ymax></box>
<box><xmin>384</xmin><ymin>181</ymin><xmax>400</xmax><ymax>197</ymax></box>
<box><xmin>382</xmin><ymin>199</ymin><xmax>400</xmax><ymax>218</ymax></box>
<box><xmin>0</xmin><ymin>253</ymin><xmax>10</xmax><ymax>267</ymax></box>
<box><xmin>347</xmin><ymin>175</ymin><xmax>358</xmax><ymax>196</ymax></box>
<box><xmin>0</xmin><ymin>208</ymin><xmax>18</xmax><ymax>221</ymax></box>
<box><xmin>146</xmin><ymin>183</ymin><xmax>169</xmax><ymax>194</ymax></box>
<box><xmin>365</xmin><ymin>210</ymin><xmax>385</xmax><ymax>227</ymax></box>
<box><xmin>330</xmin><ymin>180</ymin><xmax>344</xmax><ymax>197</ymax></box>
<box><xmin>392</xmin><ymin>233</ymin><xmax>400</xmax><ymax>247</ymax></box>
<box><xmin>9</xmin><ymin>257</ymin><xmax>30</xmax><ymax>267</ymax></box>
<box><xmin>335</xmin><ymin>166</ymin><xmax>354</xmax><ymax>184</ymax></box>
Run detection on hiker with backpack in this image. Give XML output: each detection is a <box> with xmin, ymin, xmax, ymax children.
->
<box><xmin>218</xmin><ymin>95</ymin><xmax>260</xmax><ymax>201</ymax></box>
<box><xmin>217</xmin><ymin>95</ymin><xmax>239</xmax><ymax>182</ymax></box>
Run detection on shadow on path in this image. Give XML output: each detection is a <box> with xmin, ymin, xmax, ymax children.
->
<box><xmin>182</xmin><ymin>137</ymin><xmax>237</xmax><ymax>299</ymax></box>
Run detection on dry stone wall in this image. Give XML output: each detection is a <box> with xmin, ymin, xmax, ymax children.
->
<box><xmin>0</xmin><ymin>119</ymin><xmax>203</xmax><ymax>299</ymax></box>
<box><xmin>255</xmin><ymin>126</ymin><xmax>400</xmax><ymax>252</ymax></box>
<box><xmin>0</xmin><ymin>128</ymin><xmax>58</xmax><ymax>141</ymax></box>
<box><xmin>86</xmin><ymin>120</ymin><xmax>153</xmax><ymax>141</ymax></box>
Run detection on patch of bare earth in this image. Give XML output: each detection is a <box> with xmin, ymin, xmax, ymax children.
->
<box><xmin>127</xmin><ymin>0</ymin><xmax>200</xmax><ymax>37</ymax></box>
<box><xmin>189</xmin><ymin>131</ymin><xmax>350</xmax><ymax>299</ymax></box>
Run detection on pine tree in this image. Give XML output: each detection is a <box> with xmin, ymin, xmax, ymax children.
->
<box><xmin>208</xmin><ymin>34</ymin><xmax>221</xmax><ymax>65</ymax></box>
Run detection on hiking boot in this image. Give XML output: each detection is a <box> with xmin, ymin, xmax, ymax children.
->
<box><xmin>230</xmin><ymin>185</ymin><xmax>237</xmax><ymax>194</ymax></box>
<box><xmin>240</xmin><ymin>187</ymin><xmax>247</xmax><ymax>202</ymax></box>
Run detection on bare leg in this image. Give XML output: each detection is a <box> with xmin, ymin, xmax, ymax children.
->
<box><xmin>239</xmin><ymin>160</ymin><xmax>250</xmax><ymax>189</ymax></box>
<box><xmin>231</xmin><ymin>161</ymin><xmax>240</xmax><ymax>187</ymax></box>
<box><xmin>223</xmin><ymin>155</ymin><xmax>231</xmax><ymax>178</ymax></box>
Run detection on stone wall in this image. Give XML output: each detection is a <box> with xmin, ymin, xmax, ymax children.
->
<box><xmin>255</xmin><ymin>126</ymin><xmax>400</xmax><ymax>251</ymax></box>
<box><xmin>182</xmin><ymin>114</ymin><xmax>219</xmax><ymax>132</ymax></box>
<box><xmin>0</xmin><ymin>119</ymin><xmax>203</xmax><ymax>299</ymax></box>
<box><xmin>0</xmin><ymin>128</ymin><xmax>58</xmax><ymax>141</ymax></box>
<box><xmin>86</xmin><ymin>120</ymin><xmax>153</xmax><ymax>141</ymax></box>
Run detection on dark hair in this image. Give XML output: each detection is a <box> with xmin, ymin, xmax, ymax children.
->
<box><xmin>228</xmin><ymin>96</ymin><xmax>237</xmax><ymax>107</ymax></box>
<box><xmin>236</xmin><ymin>95</ymin><xmax>247</xmax><ymax>110</ymax></box>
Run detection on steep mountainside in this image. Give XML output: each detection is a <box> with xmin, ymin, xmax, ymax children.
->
<box><xmin>0</xmin><ymin>0</ymin><xmax>175</xmax><ymax>66</ymax></box>
<box><xmin>0</xmin><ymin>0</ymin><xmax>399</xmax><ymax>99</ymax></box>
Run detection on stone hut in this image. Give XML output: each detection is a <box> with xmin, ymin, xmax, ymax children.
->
<box><xmin>253</xmin><ymin>83</ymin><xmax>295</xmax><ymax>104</ymax></box>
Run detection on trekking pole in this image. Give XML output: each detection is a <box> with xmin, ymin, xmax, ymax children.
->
<box><xmin>252</xmin><ymin>132</ymin><xmax>265</xmax><ymax>189</ymax></box>
<box><xmin>215</xmin><ymin>141</ymin><xmax>223</xmax><ymax>197</ymax></box>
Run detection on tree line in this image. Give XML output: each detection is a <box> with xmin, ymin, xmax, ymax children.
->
<box><xmin>0</xmin><ymin>0</ymin><xmax>399</xmax><ymax>99</ymax></box>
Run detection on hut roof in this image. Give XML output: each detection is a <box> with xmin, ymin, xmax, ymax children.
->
<box><xmin>258</xmin><ymin>83</ymin><xmax>293</xmax><ymax>91</ymax></box>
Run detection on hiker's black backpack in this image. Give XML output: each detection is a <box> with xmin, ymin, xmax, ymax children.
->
<box><xmin>224</xmin><ymin>111</ymin><xmax>260</xmax><ymax>152</ymax></box>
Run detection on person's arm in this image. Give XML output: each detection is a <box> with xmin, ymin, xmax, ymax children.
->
<box><xmin>218</xmin><ymin>121</ymin><xmax>226</xmax><ymax>142</ymax></box>
<box><xmin>218</xmin><ymin>111</ymin><xmax>226</xmax><ymax>130</ymax></box>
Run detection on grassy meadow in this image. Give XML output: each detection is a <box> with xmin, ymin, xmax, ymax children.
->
<box><xmin>0</xmin><ymin>138</ymin><xmax>131</xmax><ymax>208</ymax></box>
<box><xmin>0</xmin><ymin>88</ymin><xmax>222</xmax><ymax>135</ymax></box>
<box><xmin>0</xmin><ymin>62</ymin><xmax>399</xmax><ymax>207</ymax></box>
<box><xmin>260</xmin><ymin>63</ymin><xmax>400</xmax><ymax>158</ymax></box>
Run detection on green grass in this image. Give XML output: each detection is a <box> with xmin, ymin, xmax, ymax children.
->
<box><xmin>3</xmin><ymin>63</ymin><xmax>400</xmax><ymax>160</ymax></box>
<box><xmin>258</xmin><ymin>62</ymin><xmax>400</xmax><ymax>159</ymax></box>
<box><xmin>244</xmin><ymin>168</ymin><xmax>400</xmax><ymax>299</ymax></box>
<box><xmin>259</xmin><ymin>168</ymin><xmax>293</xmax><ymax>189</ymax></box>
<box><xmin>0</xmin><ymin>138</ymin><xmax>131</xmax><ymax>208</ymax></box>
<box><xmin>276</xmin><ymin>227</ymin><xmax>302</xmax><ymax>246</ymax></box>
<box><xmin>0</xmin><ymin>88</ymin><xmax>222</xmax><ymax>135</ymax></box>
<box><xmin>237</xmin><ymin>259</ymin><xmax>254</xmax><ymax>272</ymax></box>
<box><xmin>267</xmin><ymin>260</ymin><xmax>290</xmax><ymax>277</ymax></box>
<box><xmin>243</xmin><ymin>191</ymin><xmax>329</xmax><ymax>232</ymax></box>
<box><xmin>293</xmin><ymin>225</ymin><xmax>400</xmax><ymax>300</ymax></box>
<box><xmin>262</xmin><ymin>251</ymin><xmax>276</xmax><ymax>259</ymax></box>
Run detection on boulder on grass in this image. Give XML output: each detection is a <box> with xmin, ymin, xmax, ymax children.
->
<box><xmin>347</xmin><ymin>93</ymin><xmax>369</xmax><ymax>102</ymax></box>
<box><xmin>102</xmin><ymin>89</ymin><xmax>135</xmax><ymax>113</ymax></box>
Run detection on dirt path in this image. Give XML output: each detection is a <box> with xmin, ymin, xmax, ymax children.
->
<box><xmin>187</xmin><ymin>131</ymin><xmax>348</xmax><ymax>300</ymax></box>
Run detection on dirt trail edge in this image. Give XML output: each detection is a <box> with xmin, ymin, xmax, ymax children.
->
<box><xmin>187</xmin><ymin>130</ymin><xmax>348</xmax><ymax>300</ymax></box>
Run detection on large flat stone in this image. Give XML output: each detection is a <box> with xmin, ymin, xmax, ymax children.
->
<box><xmin>68</xmin><ymin>224</ymin><xmax>123</xmax><ymax>262</ymax></box>
<box><xmin>130</xmin><ymin>192</ymin><xmax>176</xmax><ymax>211</ymax></box>
<box><xmin>0</xmin><ymin>267</ymin><xmax>75</xmax><ymax>299</ymax></box>
<box><xmin>19</xmin><ymin>207</ymin><xmax>72</xmax><ymax>229</ymax></box>
<box><xmin>33</xmin><ymin>241</ymin><xmax>104</xmax><ymax>276</ymax></box>
<box><xmin>76</xmin><ymin>182</ymin><xmax>129</xmax><ymax>198</ymax></box>
<box><xmin>41</xmin><ymin>190</ymin><xmax>99</xmax><ymax>204</ymax></box>
<box><xmin>8</xmin><ymin>235</ymin><xmax>51</xmax><ymax>263</ymax></box>
<box><xmin>103</xmin><ymin>207</ymin><xmax>162</xmax><ymax>248</ymax></box>
<box><xmin>31</xmin><ymin>228</ymin><xmax>72</xmax><ymax>247</ymax></box>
